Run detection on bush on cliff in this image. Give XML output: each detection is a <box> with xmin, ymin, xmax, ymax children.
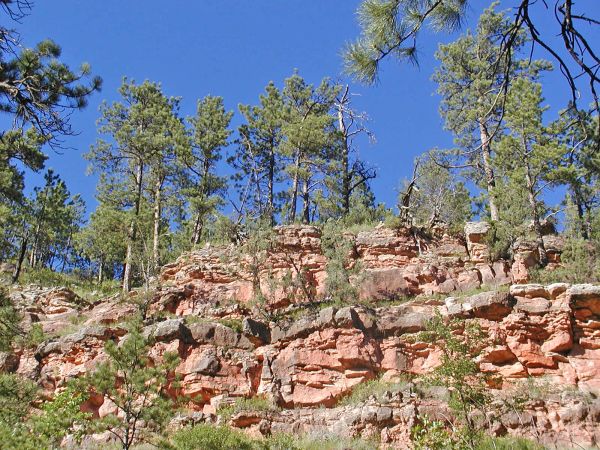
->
<box><xmin>165</xmin><ymin>424</ymin><xmax>256</xmax><ymax>450</ymax></box>
<box><xmin>218</xmin><ymin>395</ymin><xmax>280</xmax><ymax>423</ymax></box>
<box><xmin>417</xmin><ymin>312</ymin><xmax>491</xmax><ymax>449</ymax></box>
<box><xmin>0</xmin><ymin>382</ymin><xmax>90</xmax><ymax>449</ymax></box>
<box><xmin>321</xmin><ymin>220</ymin><xmax>363</xmax><ymax>305</ymax></box>
<box><xmin>80</xmin><ymin>318</ymin><xmax>180</xmax><ymax>450</ymax></box>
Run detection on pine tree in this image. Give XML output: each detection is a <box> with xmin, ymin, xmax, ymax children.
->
<box><xmin>83</xmin><ymin>319</ymin><xmax>179</xmax><ymax>450</ymax></box>
<box><xmin>281</xmin><ymin>72</ymin><xmax>339</xmax><ymax>223</ymax></box>
<box><xmin>342</xmin><ymin>0</ymin><xmax>599</xmax><ymax>122</ymax></box>
<box><xmin>25</xmin><ymin>170</ymin><xmax>85</xmax><ymax>272</ymax></box>
<box><xmin>74</xmin><ymin>204</ymin><xmax>128</xmax><ymax>283</ymax></box>
<box><xmin>181</xmin><ymin>96</ymin><xmax>232</xmax><ymax>246</ymax></box>
<box><xmin>547</xmin><ymin>107</ymin><xmax>599</xmax><ymax>239</ymax></box>
<box><xmin>404</xmin><ymin>151</ymin><xmax>472</xmax><ymax>231</ymax></box>
<box><xmin>432</xmin><ymin>5</ymin><xmax>549</xmax><ymax>221</ymax></box>
<box><xmin>87</xmin><ymin>79</ymin><xmax>185</xmax><ymax>292</ymax></box>
<box><xmin>332</xmin><ymin>85</ymin><xmax>376</xmax><ymax>218</ymax></box>
<box><xmin>233</xmin><ymin>82</ymin><xmax>286</xmax><ymax>225</ymax></box>
<box><xmin>495</xmin><ymin>78</ymin><xmax>561</xmax><ymax>266</ymax></box>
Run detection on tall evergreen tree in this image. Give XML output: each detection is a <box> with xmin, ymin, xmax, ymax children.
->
<box><xmin>333</xmin><ymin>85</ymin><xmax>376</xmax><ymax>218</ymax></box>
<box><xmin>74</xmin><ymin>204</ymin><xmax>128</xmax><ymax>283</ymax></box>
<box><xmin>233</xmin><ymin>82</ymin><xmax>286</xmax><ymax>225</ymax></box>
<box><xmin>281</xmin><ymin>73</ymin><xmax>339</xmax><ymax>223</ymax></box>
<box><xmin>181</xmin><ymin>96</ymin><xmax>233</xmax><ymax>245</ymax></box>
<box><xmin>432</xmin><ymin>5</ymin><xmax>549</xmax><ymax>221</ymax></box>
<box><xmin>495</xmin><ymin>78</ymin><xmax>561</xmax><ymax>266</ymax></box>
<box><xmin>0</xmin><ymin>3</ymin><xmax>99</xmax><ymax>257</ymax></box>
<box><xmin>548</xmin><ymin>107</ymin><xmax>600</xmax><ymax>239</ymax></box>
<box><xmin>87</xmin><ymin>80</ymin><xmax>185</xmax><ymax>292</ymax></box>
<box><xmin>26</xmin><ymin>169</ymin><xmax>85</xmax><ymax>271</ymax></box>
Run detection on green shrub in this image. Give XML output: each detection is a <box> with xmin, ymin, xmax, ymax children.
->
<box><xmin>217</xmin><ymin>318</ymin><xmax>244</xmax><ymax>333</ymax></box>
<box><xmin>411</xmin><ymin>415</ymin><xmax>459</xmax><ymax>450</ymax></box>
<box><xmin>321</xmin><ymin>220</ymin><xmax>363</xmax><ymax>305</ymax></box>
<box><xmin>337</xmin><ymin>376</ymin><xmax>411</xmax><ymax>406</ymax></box>
<box><xmin>25</xmin><ymin>322</ymin><xmax>46</xmax><ymax>348</ymax></box>
<box><xmin>19</xmin><ymin>267</ymin><xmax>120</xmax><ymax>301</ymax></box>
<box><xmin>166</xmin><ymin>424</ymin><xmax>257</xmax><ymax>450</ymax></box>
<box><xmin>218</xmin><ymin>395</ymin><xmax>279</xmax><ymax>422</ymax></box>
<box><xmin>0</xmin><ymin>287</ymin><xmax>22</xmax><ymax>350</ymax></box>
<box><xmin>0</xmin><ymin>373</ymin><xmax>37</xmax><ymax>425</ymax></box>
<box><xmin>532</xmin><ymin>237</ymin><xmax>599</xmax><ymax>284</ymax></box>
<box><xmin>476</xmin><ymin>435</ymin><xmax>543</xmax><ymax>450</ymax></box>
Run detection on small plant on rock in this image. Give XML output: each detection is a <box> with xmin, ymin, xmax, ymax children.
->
<box><xmin>321</xmin><ymin>219</ymin><xmax>364</xmax><ymax>305</ymax></box>
<box><xmin>417</xmin><ymin>312</ymin><xmax>491</xmax><ymax>449</ymax></box>
<box><xmin>218</xmin><ymin>395</ymin><xmax>279</xmax><ymax>423</ymax></box>
<box><xmin>81</xmin><ymin>317</ymin><xmax>180</xmax><ymax>450</ymax></box>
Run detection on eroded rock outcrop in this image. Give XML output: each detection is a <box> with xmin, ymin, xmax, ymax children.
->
<box><xmin>6</xmin><ymin>224</ymin><xmax>597</xmax><ymax>448</ymax></box>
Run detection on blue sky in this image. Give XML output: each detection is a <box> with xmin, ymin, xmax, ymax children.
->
<box><xmin>15</xmin><ymin>1</ymin><xmax>600</xmax><ymax>214</ymax></box>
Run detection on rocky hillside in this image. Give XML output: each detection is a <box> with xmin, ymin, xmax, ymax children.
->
<box><xmin>6</xmin><ymin>224</ymin><xmax>600</xmax><ymax>448</ymax></box>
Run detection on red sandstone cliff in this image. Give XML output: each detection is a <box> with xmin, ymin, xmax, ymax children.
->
<box><xmin>7</xmin><ymin>224</ymin><xmax>598</xmax><ymax>448</ymax></box>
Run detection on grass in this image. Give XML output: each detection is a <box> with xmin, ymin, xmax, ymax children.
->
<box><xmin>18</xmin><ymin>267</ymin><xmax>121</xmax><ymax>302</ymax></box>
<box><xmin>163</xmin><ymin>425</ymin><xmax>378</xmax><ymax>450</ymax></box>
<box><xmin>337</xmin><ymin>375</ymin><xmax>412</xmax><ymax>407</ymax></box>
<box><xmin>216</xmin><ymin>318</ymin><xmax>244</xmax><ymax>333</ymax></box>
<box><xmin>267</xmin><ymin>432</ymin><xmax>379</xmax><ymax>450</ymax></box>
<box><xmin>476</xmin><ymin>436</ymin><xmax>544</xmax><ymax>450</ymax></box>
<box><xmin>218</xmin><ymin>396</ymin><xmax>280</xmax><ymax>422</ymax></box>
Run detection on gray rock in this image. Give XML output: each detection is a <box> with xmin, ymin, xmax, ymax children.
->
<box><xmin>376</xmin><ymin>406</ymin><xmax>393</xmax><ymax>422</ymax></box>
<box><xmin>188</xmin><ymin>322</ymin><xmax>216</xmax><ymax>343</ymax></box>
<box><xmin>568</xmin><ymin>284</ymin><xmax>600</xmax><ymax>299</ymax></box>
<box><xmin>334</xmin><ymin>307</ymin><xmax>363</xmax><ymax>329</ymax></box>
<box><xmin>515</xmin><ymin>297</ymin><xmax>551</xmax><ymax>314</ymax></box>
<box><xmin>213</xmin><ymin>324</ymin><xmax>243</xmax><ymax>348</ymax></box>
<box><xmin>191</xmin><ymin>353</ymin><xmax>221</xmax><ymax>375</ymax></box>
<box><xmin>242</xmin><ymin>318</ymin><xmax>270</xmax><ymax>345</ymax></box>
<box><xmin>360</xmin><ymin>405</ymin><xmax>379</xmax><ymax>422</ymax></box>
<box><xmin>0</xmin><ymin>352</ymin><xmax>19</xmax><ymax>373</ymax></box>
<box><xmin>63</xmin><ymin>325</ymin><xmax>109</xmax><ymax>344</ymax></box>
<box><xmin>464</xmin><ymin>221</ymin><xmax>491</xmax><ymax>238</ymax></box>
<box><xmin>510</xmin><ymin>284</ymin><xmax>549</xmax><ymax>299</ymax></box>
<box><xmin>468</xmin><ymin>291</ymin><xmax>515</xmax><ymax>320</ymax></box>
<box><xmin>145</xmin><ymin>319</ymin><xmax>190</xmax><ymax>343</ymax></box>
<box><xmin>377</xmin><ymin>307</ymin><xmax>431</xmax><ymax>336</ymax></box>
<box><xmin>317</xmin><ymin>307</ymin><xmax>336</xmax><ymax>328</ymax></box>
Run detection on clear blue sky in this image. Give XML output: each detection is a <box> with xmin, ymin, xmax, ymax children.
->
<box><xmin>15</xmin><ymin>1</ymin><xmax>600</xmax><ymax>214</ymax></box>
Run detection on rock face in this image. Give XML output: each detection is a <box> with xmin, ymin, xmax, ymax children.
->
<box><xmin>8</xmin><ymin>224</ymin><xmax>598</xmax><ymax>449</ymax></box>
<box><xmin>157</xmin><ymin>223</ymin><xmax>525</xmax><ymax>314</ymax></box>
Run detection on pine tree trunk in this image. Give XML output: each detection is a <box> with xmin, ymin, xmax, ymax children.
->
<box><xmin>288</xmin><ymin>151</ymin><xmax>300</xmax><ymax>223</ymax></box>
<box><xmin>479</xmin><ymin>121</ymin><xmax>499</xmax><ymax>221</ymax></box>
<box><xmin>337</xmin><ymin>103</ymin><xmax>351</xmax><ymax>216</ymax></box>
<box><xmin>525</xmin><ymin>161</ymin><xmax>548</xmax><ymax>266</ymax></box>
<box><xmin>152</xmin><ymin>178</ymin><xmax>162</xmax><ymax>273</ymax></box>
<box><xmin>123</xmin><ymin>162</ymin><xmax>144</xmax><ymax>293</ymax></box>
<box><xmin>60</xmin><ymin>233</ymin><xmax>72</xmax><ymax>273</ymax></box>
<box><xmin>267</xmin><ymin>146</ymin><xmax>275</xmax><ymax>226</ymax></box>
<box><xmin>97</xmin><ymin>258</ymin><xmax>104</xmax><ymax>284</ymax></box>
<box><xmin>191</xmin><ymin>213</ymin><xmax>202</xmax><ymax>246</ymax></box>
<box><xmin>301</xmin><ymin>178</ymin><xmax>310</xmax><ymax>224</ymax></box>
<box><xmin>572</xmin><ymin>189</ymin><xmax>590</xmax><ymax>240</ymax></box>
<box><xmin>29</xmin><ymin>223</ymin><xmax>41</xmax><ymax>268</ymax></box>
<box><xmin>479</xmin><ymin>122</ymin><xmax>499</xmax><ymax>221</ymax></box>
<box><xmin>12</xmin><ymin>236</ymin><xmax>28</xmax><ymax>284</ymax></box>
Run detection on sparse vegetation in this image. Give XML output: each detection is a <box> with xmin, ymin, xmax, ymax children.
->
<box><xmin>80</xmin><ymin>318</ymin><xmax>180</xmax><ymax>449</ymax></box>
<box><xmin>337</xmin><ymin>375</ymin><xmax>412</xmax><ymax>406</ymax></box>
<box><xmin>164</xmin><ymin>425</ymin><xmax>379</xmax><ymax>450</ymax></box>
<box><xmin>0</xmin><ymin>1</ymin><xmax>596</xmax><ymax>448</ymax></box>
<box><xmin>218</xmin><ymin>395</ymin><xmax>280</xmax><ymax>422</ymax></box>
